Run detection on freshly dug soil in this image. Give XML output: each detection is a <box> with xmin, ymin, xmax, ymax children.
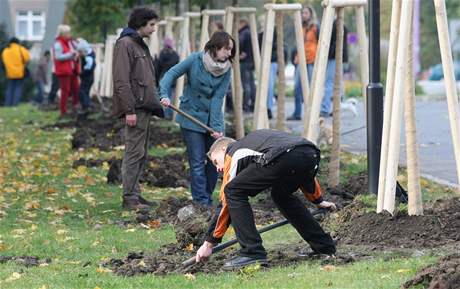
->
<box><xmin>402</xmin><ymin>254</ymin><xmax>460</xmax><ymax>289</ymax></box>
<box><xmin>332</xmin><ymin>198</ymin><xmax>460</xmax><ymax>249</ymax></box>
<box><xmin>103</xmin><ymin>242</ymin><xmax>360</xmax><ymax>276</ymax></box>
<box><xmin>0</xmin><ymin>255</ymin><xmax>51</xmax><ymax>267</ymax></box>
<box><xmin>107</xmin><ymin>154</ymin><xmax>189</xmax><ymax>188</ymax></box>
<box><xmin>323</xmin><ymin>172</ymin><xmax>368</xmax><ymax>209</ymax></box>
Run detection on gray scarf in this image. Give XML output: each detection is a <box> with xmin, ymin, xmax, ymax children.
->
<box><xmin>202</xmin><ymin>52</ymin><xmax>231</xmax><ymax>77</ymax></box>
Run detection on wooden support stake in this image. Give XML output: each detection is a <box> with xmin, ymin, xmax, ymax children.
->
<box><xmin>249</xmin><ymin>13</ymin><xmax>261</xmax><ymax>79</ymax></box>
<box><xmin>231</xmin><ymin>13</ymin><xmax>245</xmax><ymax>139</ymax></box>
<box><xmin>434</xmin><ymin>0</ymin><xmax>460</xmax><ymax>191</ymax></box>
<box><xmin>306</xmin><ymin>5</ymin><xmax>335</xmax><ymax>142</ymax></box>
<box><xmin>276</xmin><ymin>11</ymin><xmax>286</xmax><ymax>131</ymax></box>
<box><xmin>355</xmin><ymin>6</ymin><xmax>369</xmax><ymax>107</ymax></box>
<box><xmin>383</xmin><ymin>0</ymin><xmax>413</xmax><ymax>214</ymax></box>
<box><xmin>329</xmin><ymin>8</ymin><xmax>344</xmax><ymax>188</ymax></box>
<box><xmin>199</xmin><ymin>14</ymin><xmax>210</xmax><ymax>50</ymax></box>
<box><xmin>404</xmin><ymin>17</ymin><xmax>423</xmax><ymax>215</ymax></box>
<box><xmin>377</xmin><ymin>0</ymin><xmax>401</xmax><ymax>213</ymax></box>
<box><xmin>253</xmin><ymin>7</ymin><xmax>275</xmax><ymax>129</ymax></box>
<box><xmin>172</xmin><ymin>16</ymin><xmax>189</xmax><ymax>121</ymax></box>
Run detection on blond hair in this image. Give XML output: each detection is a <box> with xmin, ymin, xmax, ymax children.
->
<box><xmin>206</xmin><ymin>137</ymin><xmax>236</xmax><ymax>159</ymax></box>
<box><xmin>56</xmin><ymin>24</ymin><xmax>71</xmax><ymax>36</ymax></box>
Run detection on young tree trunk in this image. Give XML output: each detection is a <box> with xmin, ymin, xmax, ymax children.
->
<box><xmin>275</xmin><ymin>11</ymin><xmax>286</xmax><ymax>131</ymax></box>
<box><xmin>232</xmin><ymin>13</ymin><xmax>245</xmax><ymax>139</ymax></box>
<box><xmin>328</xmin><ymin>8</ymin><xmax>344</xmax><ymax>188</ymax></box>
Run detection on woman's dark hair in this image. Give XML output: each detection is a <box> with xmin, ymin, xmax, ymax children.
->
<box><xmin>204</xmin><ymin>31</ymin><xmax>236</xmax><ymax>62</ymax></box>
<box><xmin>9</xmin><ymin>37</ymin><xmax>19</xmax><ymax>44</ymax></box>
<box><xmin>128</xmin><ymin>7</ymin><xmax>159</xmax><ymax>30</ymax></box>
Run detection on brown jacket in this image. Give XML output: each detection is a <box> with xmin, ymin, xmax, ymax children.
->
<box><xmin>112</xmin><ymin>30</ymin><xmax>163</xmax><ymax>118</ymax></box>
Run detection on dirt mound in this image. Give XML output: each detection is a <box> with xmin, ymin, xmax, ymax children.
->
<box><xmin>332</xmin><ymin>198</ymin><xmax>460</xmax><ymax>249</ymax></box>
<box><xmin>323</xmin><ymin>172</ymin><xmax>368</xmax><ymax>209</ymax></box>
<box><xmin>103</xmin><ymin>242</ymin><xmax>359</xmax><ymax>276</ymax></box>
<box><xmin>403</xmin><ymin>254</ymin><xmax>460</xmax><ymax>289</ymax></box>
<box><xmin>107</xmin><ymin>154</ymin><xmax>189</xmax><ymax>188</ymax></box>
<box><xmin>72</xmin><ymin>157</ymin><xmax>110</xmax><ymax>168</ymax></box>
<box><xmin>0</xmin><ymin>255</ymin><xmax>51</xmax><ymax>267</ymax></box>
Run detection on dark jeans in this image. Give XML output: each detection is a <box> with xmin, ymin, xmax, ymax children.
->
<box><xmin>122</xmin><ymin>111</ymin><xmax>151</xmax><ymax>201</ymax></box>
<box><xmin>224</xmin><ymin>146</ymin><xmax>336</xmax><ymax>258</ymax></box>
<box><xmin>48</xmin><ymin>73</ymin><xmax>60</xmax><ymax>104</ymax></box>
<box><xmin>34</xmin><ymin>81</ymin><xmax>45</xmax><ymax>104</ymax></box>
<box><xmin>5</xmin><ymin>79</ymin><xmax>24</xmax><ymax>106</ymax></box>
<box><xmin>79</xmin><ymin>74</ymin><xmax>94</xmax><ymax>110</ymax></box>
<box><xmin>181</xmin><ymin>128</ymin><xmax>218</xmax><ymax>206</ymax></box>
<box><xmin>240</xmin><ymin>62</ymin><xmax>256</xmax><ymax>111</ymax></box>
<box><xmin>293</xmin><ymin>64</ymin><xmax>314</xmax><ymax>118</ymax></box>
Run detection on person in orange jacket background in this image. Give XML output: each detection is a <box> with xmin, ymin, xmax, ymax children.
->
<box><xmin>1</xmin><ymin>37</ymin><xmax>30</xmax><ymax>106</ymax></box>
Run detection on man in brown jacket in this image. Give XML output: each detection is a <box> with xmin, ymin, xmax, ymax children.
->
<box><xmin>112</xmin><ymin>7</ymin><xmax>164</xmax><ymax>210</ymax></box>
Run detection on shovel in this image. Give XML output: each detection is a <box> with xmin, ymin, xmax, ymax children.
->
<box><xmin>181</xmin><ymin>207</ymin><xmax>329</xmax><ymax>269</ymax></box>
<box><xmin>168</xmin><ymin>104</ymin><xmax>216</xmax><ymax>135</ymax></box>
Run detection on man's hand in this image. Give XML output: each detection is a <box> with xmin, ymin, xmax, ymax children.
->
<box><xmin>126</xmin><ymin>114</ymin><xmax>137</xmax><ymax>127</ymax></box>
<box><xmin>211</xmin><ymin>131</ymin><xmax>223</xmax><ymax>139</ymax></box>
<box><xmin>317</xmin><ymin>200</ymin><xmax>337</xmax><ymax>211</ymax></box>
<box><xmin>196</xmin><ymin>241</ymin><xmax>214</xmax><ymax>263</ymax></box>
<box><xmin>160</xmin><ymin>98</ymin><xmax>170</xmax><ymax>107</ymax></box>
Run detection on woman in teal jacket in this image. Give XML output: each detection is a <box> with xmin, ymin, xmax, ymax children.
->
<box><xmin>159</xmin><ymin>31</ymin><xmax>235</xmax><ymax>206</ymax></box>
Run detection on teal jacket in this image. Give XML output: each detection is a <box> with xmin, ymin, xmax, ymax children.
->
<box><xmin>159</xmin><ymin>52</ymin><xmax>231</xmax><ymax>133</ymax></box>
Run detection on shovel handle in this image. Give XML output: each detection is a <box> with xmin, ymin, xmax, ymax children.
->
<box><xmin>168</xmin><ymin>104</ymin><xmax>216</xmax><ymax>135</ymax></box>
<box><xmin>181</xmin><ymin>208</ymin><xmax>328</xmax><ymax>269</ymax></box>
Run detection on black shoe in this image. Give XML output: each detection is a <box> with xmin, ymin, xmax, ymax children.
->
<box><xmin>267</xmin><ymin>109</ymin><xmax>273</xmax><ymax>120</ymax></box>
<box><xmin>222</xmin><ymin>256</ymin><xmax>268</xmax><ymax>270</ymax></box>
<box><xmin>138</xmin><ymin>196</ymin><xmax>157</xmax><ymax>207</ymax></box>
<box><xmin>122</xmin><ymin>199</ymin><xmax>150</xmax><ymax>211</ymax></box>
<box><xmin>287</xmin><ymin>115</ymin><xmax>301</xmax><ymax>121</ymax></box>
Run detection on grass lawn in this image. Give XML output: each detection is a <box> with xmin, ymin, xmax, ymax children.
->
<box><xmin>0</xmin><ymin>104</ymin><xmax>450</xmax><ymax>289</ymax></box>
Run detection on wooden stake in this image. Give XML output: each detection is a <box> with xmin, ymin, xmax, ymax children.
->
<box><xmin>253</xmin><ymin>7</ymin><xmax>275</xmax><ymax>129</ymax></box>
<box><xmin>249</xmin><ymin>13</ymin><xmax>261</xmax><ymax>79</ymax></box>
<box><xmin>355</xmin><ymin>6</ymin><xmax>368</xmax><ymax>109</ymax></box>
<box><xmin>377</xmin><ymin>0</ymin><xmax>401</xmax><ymax>213</ymax></box>
<box><xmin>306</xmin><ymin>5</ymin><xmax>335</xmax><ymax>142</ymax></box>
<box><xmin>383</xmin><ymin>0</ymin><xmax>413</xmax><ymax>214</ymax></box>
<box><xmin>329</xmin><ymin>8</ymin><xmax>344</xmax><ymax>188</ymax></box>
<box><xmin>276</xmin><ymin>11</ymin><xmax>286</xmax><ymax>131</ymax></box>
<box><xmin>172</xmin><ymin>16</ymin><xmax>189</xmax><ymax>121</ymax></box>
<box><xmin>199</xmin><ymin>14</ymin><xmax>210</xmax><ymax>50</ymax></box>
<box><xmin>404</xmin><ymin>16</ymin><xmax>423</xmax><ymax>215</ymax></box>
<box><xmin>434</xmin><ymin>0</ymin><xmax>460</xmax><ymax>191</ymax></box>
<box><xmin>232</xmin><ymin>13</ymin><xmax>245</xmax><ymax>139</ymax></box>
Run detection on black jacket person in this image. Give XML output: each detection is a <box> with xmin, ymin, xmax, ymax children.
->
<box><xmin>196</xmin><ymin>129</ymin><xmax>337</xmax><ymax>269</ymax></box>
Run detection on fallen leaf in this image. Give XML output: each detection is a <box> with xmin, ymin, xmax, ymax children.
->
<box><xmin>5</xmin><ymin>272</ymin><xmax>21</xmax><ymax>282</ymax></box>
<box><xmin>185</xmin><ymin>243</ymin><xmax>194</xmax><ymax>252</ymax></box>
<box><xmin>96</xmin><ymin>267</ymin><xmax>111</xmax><ymax>273</ymax></box>
<box><xmin>396</xmin><ymin>268</ymin><xmax>411</xmax><ymax>273</ymax></box>
<box><xmin>37</xmin><ymin>285</ymin><xmax>47</xmax><ymax>289</ymax></box>
<box><xmin>184</xmin><ymin>273</ymin><xmax>196</xmax><ymax>280</ymax></box>
<box><xmin>147</xmin><ymin>219</ymin><xmax>161</xmax><ymax>229</ymax></box>
<box><xmin>25</xmin><ymin>201</ymin><xmax>40</xmax><ymax>210</ymax></box>
<box><xmin>321</xmin><ymin>265</ymin><xmax>336</xmax><ymax>272</ymax></box>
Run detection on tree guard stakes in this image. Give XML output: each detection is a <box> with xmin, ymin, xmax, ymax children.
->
<box><xmin>199</xmin><ymin>9</ymin><xmax>226</xmax><ymax>51</ymax></box>
<box><xmin>254</xmin><ymin>3</ymin><xmax>309</xmax><ymax>130</ymax></box>
<box><xmin>147</xmin><ymin>20</ymin><xmax>167</xmax><ymax>58</ymax></box>
<box><xmin>89</xmin><ymin>43</ymin><xmax>105</xmax><ymax>105</ymax></box>
<box><xmin>304</xmin><ymin>0</ymin><xmax>368</xmax><ymax>142</ymax></box>
<box><xmin>224</xmin><ymin>7</ymin><xmax>260</xmax><ymax>139</ymax></box>
<box><xmin>377</xmin><ymin>0</ymin><xmax>460</xmax><ymax>215</ymax></box>
<box><xmin>99</xmin><ymin>34</ymin><xmax>118</xmax><ymax>98</ymax></box>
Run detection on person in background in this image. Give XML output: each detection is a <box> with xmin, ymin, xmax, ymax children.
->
<box><xmin>47</xmin><ymin>48</ymin><xmax>60</xmax><ymax>107</ymax></box>
<box><xmin>32</xmin><ymin>50</ymin><xmax>50</xmax><ymax>106</ymax></box>
<box><xmin>288</xmin><ymin>5</ymin><xmax>319</xmax><ymax>121</ymax></box>
<box><xmin>53</xmin><ymin>24</ymin><xmax>80</xmax><ymax>117</ymax></box>
<box><xmin>321</xmin><ymin>16</ymin><xmax>348</xmax><ymax>117</ymax></box>
<box><xmin>76</xmin><ymin>38</ymin><xmax>96</xmax><ymax>113</ymax></box>
<box><xmin>154</xmin><ymin>37</ymin><xmax>179</xmax><ymax>119</ymax></box>
<box><xmin>239</xmin><ymin>18</ymin><xmax>256</xmax><ymax>114</ymax></box>
<box><xmin>159</xmin><ymin>31</ymin><xmax>235</xmax><ymax>207</ymax></box>
<box><xmin>1</xmin><ymin>37</ymin><xmax>30</xmax><ymax>106</ymax></box>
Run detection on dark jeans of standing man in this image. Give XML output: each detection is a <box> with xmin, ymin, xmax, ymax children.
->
<box><xmin>181</xmin><ymin>128</ymin><xmax>218</xmax><ymax>206</ymax></box>
<box><xmin>122</xmin><ymin>110</ymin><xmax>151</xmax><ymax>203</ymax></box>
<box><xmin>48</xmin><ymin>73</ymin><xmax>60</xmax><ymax>104</ymax></box>
<box><xmin>5</xmin><ymin>79</ymin><xmax>24</xmax><ymax>106</ymax></box>
<box><xmin>224</xmin><ymin>146</ymin><xmax>336</xmax><ymax>259</ymax></box>
<box><xmin>33</xmin><ymin>81</ymin><xmax>45</xmax><ymax>105</ymax></box>
<box><xmin>240</xmin><ymin>62</ymin><xmax>256</xmax><ymax>112</ymax></box>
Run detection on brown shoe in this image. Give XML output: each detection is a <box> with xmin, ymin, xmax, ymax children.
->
<box><xmin>138</xmin><ymin>196</ymin><xmax>157</xmax><ymax>207</ymax></box>
<box><xmin>122</xmin><ymin>199</ymin><xmax>150</xmax><ymax>211</ymax></box>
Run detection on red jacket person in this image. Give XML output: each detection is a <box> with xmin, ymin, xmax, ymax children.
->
<box><xmin>196</xmin><ymin>129</ymin><xmax>337</xmax><ymax>269</ymax></box>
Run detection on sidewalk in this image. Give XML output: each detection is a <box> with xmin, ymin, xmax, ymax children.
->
<box><xmin>269</xmin><ymin>97</ymin><xmax>459</xmax><ymax>187</ymax></box>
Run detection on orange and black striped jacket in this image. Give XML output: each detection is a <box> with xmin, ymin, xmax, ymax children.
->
<box><xmin>205</xmin><ymin>129</ymin><xmax>324</xmax><ymax>244</ymax></box>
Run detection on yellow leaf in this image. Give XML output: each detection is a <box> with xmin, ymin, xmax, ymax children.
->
<box><xmin>94</xmin><ymin>287</ymin><xmax>102</xmax><ymax>289</ymax></box>
<box><xmin>37</xmin><ymin>285</ymin><xmax>47</xmax><ymax>289</ymax></box>
<box><xmin>56</xmin><ymin>229</ymin><xmax>68</xmax><ymax>235</ymax></box>
<box><xmin>30</xmin><ymin>224</ymin><xmax>38</xmax><ymax>231</ymax></box>
<box><xmin>184</xmin><ymin>273</ymin><xmax>196</xmax><ymax>280</ymax></box>
<box><xmin>96</xmin><ymin>267</ymin><xmax>111</xmax><ymax>274</ymax></box>
<box><xmin>185</xmin><ymin>243</ymin><xmax>194</xmax><ymax>252</ymax></box>
<box><xmin>321</xmin><ymin>265</ymin><xmax>336</xmax><ymax>272</ymax></box>
<box><xmin>5</xmin><ymin>272</ymin><xmax>22</xmax><ymax>282</ymax></box>
<box><xmin>138</xmin><ymin>260</ymin><xmax>146</xmax><ymax>267</ymax></box>
<box><xmin>0</xmin><ymin>241</ymin><xmax>6</xmax><ymax>251</ymax></box>
<box><xmin>46</xmin><ymin>187</ymin><xmax>57</xmax><ymax>195</ymax></box>
<box><xmin>25</xmin><ymin>201</ymin><xmax>40</xmax><ymax>210</ymax></box>
<box><xmin>397</xmin><ymin>269</ymin><xmax>411</xmax><ymax>273</ymax></box>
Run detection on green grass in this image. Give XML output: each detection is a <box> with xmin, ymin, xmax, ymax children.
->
<box><xmin>0</xmin><ymin>104</ymin><xmax>452</xmax><ymax>289</ymax></box>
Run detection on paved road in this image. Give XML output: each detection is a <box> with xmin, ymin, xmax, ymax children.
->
<box><xmin>269</xmin><ymin>98</ymin><xmax>459</xmax><ymax>187</ymax></box>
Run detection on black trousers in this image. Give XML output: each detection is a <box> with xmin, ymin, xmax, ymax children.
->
<box><xmin>48</xmin><ymin>73</ymin><xmax>60</xmax><ymax>104</ymax></box>
<box><xmin>224</xmin><ymin>146</ymin><xmax>336</xmax><ymax>258</ymax></box>
<box><xmin>240</xmin><ymin>62</ymin><xmax>256</xmax><ymax>111</ymax></box>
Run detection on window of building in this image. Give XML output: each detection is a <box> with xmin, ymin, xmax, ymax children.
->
<box><xmin>15</xmin><ymin>10</ymin><xmax>46</xmax><ymax>41</ymax></box>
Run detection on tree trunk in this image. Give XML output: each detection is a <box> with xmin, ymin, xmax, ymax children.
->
<box><xmin>232</xmin><ymin>13</ymin><xmax>245</xmax><ymax>139</ymax></box>
<box><xmin>275</xmin><ymin>11</ymin><xmax>286</xmax><ymax>131</ymax></box>
<box><xmin>328</xmin><ymin>8</ymin><xmax>344</xmax><ymax>188</ymax></box>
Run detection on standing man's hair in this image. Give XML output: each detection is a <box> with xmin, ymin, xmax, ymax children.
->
<box><xmin>207</xmin><ymin>137</ymin><xmax>236</xmax><ymax>159</ymax></box>
<box><xmin>204</xmin><ymin>31</ymin><xmax>236</xmax><ymax>62</ymax></box>
<box><xmin>128</xmin><ymin>7</ymin><xmax>159</xmax><ymax>30</ymax></box>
